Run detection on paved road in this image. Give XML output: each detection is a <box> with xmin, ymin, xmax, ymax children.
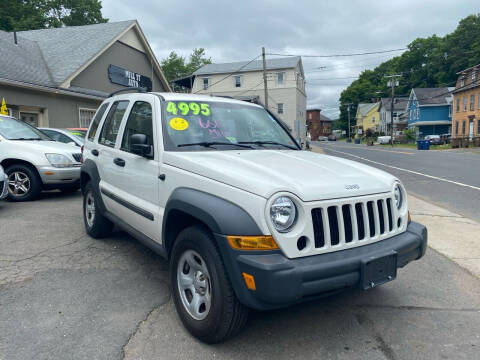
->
<box><xmin>1</xmin><ymin>193</ymin><xmax>479</xmax><ymax>359</ymax></box>
<box><xmin>314</xmin><ymin>141</ymin><xmax>480</xmax><ymax>220</ymax></box>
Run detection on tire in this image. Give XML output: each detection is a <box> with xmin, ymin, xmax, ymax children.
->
<box><xmin>83</xmin><ymin>182</ymin><xmax>114</xmax><ymax>238</ymax></box>
<box><xmin>170</xmin><ymin>225</ymin><xmax>249</xmax><ymax>343</ymax></box>
<box><xmin>6</xmin><ymin>164</ymin><xmax>42</xmax><ymax>202</ymax></box>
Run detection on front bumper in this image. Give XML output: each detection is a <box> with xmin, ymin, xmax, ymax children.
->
<box><xmin>36</xmin><ymin>165</ymin><xmax>81</xmax><ymax>185</ymax></box>
<box><xmin>216</xmin><ymin>221</ymin><xmax>427</xmax><ymax>310</ymax></box>
<box><xmin>0</xmin><ymin>174</ymin><xmax>8</xmax><ymax>199</ymax></box>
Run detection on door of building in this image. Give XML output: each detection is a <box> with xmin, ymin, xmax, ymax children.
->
<box><xmin>469</xmin><ymin>120</ymin><xmax>474</xmax><ymax>140</ymax></box>
<box><xmin>20</xmin><ymin>112</ymin><xmax>39</xmax><ymax>127</ymax></box>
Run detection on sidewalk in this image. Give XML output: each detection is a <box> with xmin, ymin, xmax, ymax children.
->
<box><xmin>409</xmin><ymin>195</ymin><xmax>480</xmax><ymax>278</ymax></box>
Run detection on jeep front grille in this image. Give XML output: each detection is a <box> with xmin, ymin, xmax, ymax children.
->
<box><xmin>311</xmin><ymin>197</ymin><xmax>397</xmax><ymax>249</ymax></box>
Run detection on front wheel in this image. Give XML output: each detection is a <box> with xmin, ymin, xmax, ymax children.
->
<box><xmin>6</xmin><ymin>164</ymin><xmax>42</xmax><ymax>202</ymax></box>
<box><xmin>170</xmin><ymin>226</ymin><xmax>249</xmax><ymax>343</ymax></box>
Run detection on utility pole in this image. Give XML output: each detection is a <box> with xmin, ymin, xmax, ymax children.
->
<box><xmin>385</xmin><ymin>74</ymin><xmax>401</xmax><ymax>147</ymax></box>
<box><xmin>345</xmin><ymin>103</ymin><xmax>353</xmax><ymax>141</ymax></box>
<box><xmin>262</xmin><ymin>47</ymin><xmax>269</xmax><ymax>109</ymax></box>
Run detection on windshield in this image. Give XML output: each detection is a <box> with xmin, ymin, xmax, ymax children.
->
<box><xmin>0</xmin><ymin>116</ymin><xmax>51</xmax><ymax>140</ymax></box>
<box><xmin>66</xmin><ymin>130</ymin><xmax>86</xmax><ymax>143</ymax></box>
<box><xmin>161</xmin><ymin>100</ymin><xmax>299</xmax><ymax>151</ymax></box>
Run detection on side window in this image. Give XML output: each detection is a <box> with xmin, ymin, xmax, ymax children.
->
<box><xmin>121</xmin><ymin>101</ymin><xmax>153</xmax><ymax>153</ymax></box>
<box><xmin>99</xmin><ymin>101</ymin><xmax>129</xmax><ymax>147</ymax></box>
<box><xmin>87</xmin><ymin>103</ymin><xmax>109</xmax><ymax>141</ymax></box>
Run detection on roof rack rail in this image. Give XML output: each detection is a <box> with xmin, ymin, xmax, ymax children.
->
<box><xmin>108</xmin><ymin>87</ymin><xmax>147</xmax><ymax>97</ymax></box>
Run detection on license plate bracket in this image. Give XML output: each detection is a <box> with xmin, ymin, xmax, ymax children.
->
<box><xmin>361</xmin><ymin>251</ymin><xmax>397</xmax><ymax>290</ymax></box>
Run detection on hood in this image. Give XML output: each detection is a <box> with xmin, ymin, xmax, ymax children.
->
<box><xmin>8</xmin><ymin>140</ymin><xmax>79</xmax><ymax>154</ymax></box>
<box><xmin>163</xmin><ymin>150</ymin><xmax>396</xmax><ymax>201</ymax></box>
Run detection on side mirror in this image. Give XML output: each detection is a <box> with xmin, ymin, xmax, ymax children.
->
<box><xmin>130</xmin><ymin>133</ymin><xmax>153</xmax><ymax>158</ymax></box>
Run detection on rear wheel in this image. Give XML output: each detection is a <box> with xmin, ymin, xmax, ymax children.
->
<box><xmin>170</xmin><ymin>225</ymin><xmax>249</xmax><ymax>343</ymax></box>
<box><xmin>83</xmin><ymin>182</ymin><xmax>113</xmax><ymax>238</ymax></box>
<box><xmin>6</xmin><ymin>164</ymin><xmax>42</xmax><ymax>202</ymax></box>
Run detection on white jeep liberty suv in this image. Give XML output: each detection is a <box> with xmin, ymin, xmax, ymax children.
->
<box><xmin>81</xmin><ymin>89</ymin><xmax>427</xmax><ymax>343</ymax></box>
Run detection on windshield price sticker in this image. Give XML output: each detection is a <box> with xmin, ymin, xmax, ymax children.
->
<box><xmin>166</xmin><ymin>102</ymin><xmax>210</xmax><ymax>116</ymax></box>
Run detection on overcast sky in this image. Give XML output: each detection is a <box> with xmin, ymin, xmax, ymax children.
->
<box><xmin>102</xmin><ymin>0</ymin><xmax>478</xmax><ymax>119</ymax></box>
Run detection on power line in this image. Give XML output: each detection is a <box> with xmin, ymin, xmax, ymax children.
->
<box><xmin>308</xmin><ymin>76</ymin><xmax>359</xmax><ymax>81</ymax></box>
<box><xmin>193</xmin><ymin>54</ymin><xmax>261</xmax><ymax>94</ymax></box>
<box><xmin>267</xmin><ymin>48</ymin><xmax>406</xmax><ymax>58</ymax></box>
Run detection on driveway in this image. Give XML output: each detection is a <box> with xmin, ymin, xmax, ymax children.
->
<box><xmin>0</xmin><ymin>193</ymin><xmax>479</xmax><ymax>359</ymax></box>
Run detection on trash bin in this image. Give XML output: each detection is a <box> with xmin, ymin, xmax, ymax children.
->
<box><xmin>423</xmin><ymin>140</ymin><xmax>430</xmax><ymax>150</ymax></box>
<box><xmin>355</xmin><ymin>138</ymin><xmax>361</xmax><ymax>144</ymax></box>
<box><xmin>417</xmin><ymin>140</ymin><xmax>423</xmax><ymax>150</ymax></box>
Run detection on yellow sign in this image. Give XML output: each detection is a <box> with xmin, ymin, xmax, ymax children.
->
<box><xmin>169</xmin><ymin>117</ymin><xmax>189</xmax><ymax>131</ymax></box>
<box><xmin>0</xmin><ymin>98</ymin><xmax>8</xmax><ymax>115</ymax></box>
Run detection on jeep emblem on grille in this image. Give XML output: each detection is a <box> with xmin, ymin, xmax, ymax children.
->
<box><xmin>345</xmin><ymin>184</ymin><xmax>360</xmax><ymax>190</ymax></box>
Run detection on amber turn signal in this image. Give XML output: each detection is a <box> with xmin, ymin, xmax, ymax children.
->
<box><xmin>408</xmin><ymin>211</ymin><xmax>411</xmax><ymax>223</ymax></box>
<box><xmin>227</xmin><ymin>235</ymin><xmax>279</xmax><ymax>250</ymax></box>
<box><xmin>242</xmin><ymin>272</ymin><xmax>256</xmax><ymax>291</ymax></box>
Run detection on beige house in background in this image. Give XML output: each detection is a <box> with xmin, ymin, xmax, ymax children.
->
<box><xmin>190</xmin><ymin>56</ymin><xmax>307</xmax><ymax>144</ymax></box>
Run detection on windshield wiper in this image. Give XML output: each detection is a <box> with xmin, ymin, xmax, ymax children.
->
<box><xmin>10</xmin><ymin>137</ymin><xmax>43</xmax><ymax>141</ymax></box>
<box><xmin>238</xmin><ymin>141</ymin><xmax>298</xmax><ymax>150</ymax></box>
<box><xmin>177</xmin><ymin>141</ymin><xmax>253</xmax><ymax>149</ymax></box>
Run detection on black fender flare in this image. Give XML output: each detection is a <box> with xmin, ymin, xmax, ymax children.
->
<box><xmin>80</xmin><ymin>159</ymin><xmax>107</xmax><ymax>214</ymax></box>
<box><xmin>162</xmin><ymin>188</ymin><xmax>263</xmax><ymax>254</ymax></box>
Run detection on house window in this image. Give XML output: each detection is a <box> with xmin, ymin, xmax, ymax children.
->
<box><xmin>456</xmin><ymin>98</ymin><xmax>460</xmax><ymax>112</ymax></box>
<box><xmin>472</xmin><ymin>71</ymin><xmax>476</xmax><ymax>81</ymax></box>
<box><xmin>202</xmin><ymin>78</ymin><xmax>209</xmax><ymax>90</ymax></box>
<box><xmin>448</xmin><ymin>104</ymin><xmax>452</xmax><ymax>117</ymax></box>
<box><xmin>478</xmin><ymin>93</ymin><xmax>480</xmax><ymax>109</ymax></box>
<box><xmin>463</xmin><ymin>96</ymin><xmax>468</xmax><ymax>111</ymax></box>
<box><xmin>277</xmin><ymin>72</ymin><xmax>285</xmax><ymax>85</ymax></box>
<box><xmin>79</xmin><ymin>108</ymin><xmax>97</xmax><ymax>128</ymax></box>
<box><xmin>460</xmin><ymin>78</ymin><xmax>465</xmax><ymax>87</ymax></box>
<box><xmin>277</xmin><ymin>103</ymin><xmax>284</xmax><ymax>114</ymax></box>
<box><xmin>462</xmin><ymin>120</ymin><xmax>466</xmax><ymax>135</ymax></box>
<box><xmin>372</xmin><ymin>116</ymin><xmax>376</xmax><ymax>123</ymax></box>
<box><xmin>470</xmin><ymin>94</ymin><xmax>475</xmax><ymax>111</ymax></box>
<box><xmin>478</xmin><ymin>120</ymin><xmax>480</xmax><ymax>135</ymax></box>
<box><xmin>455</xmin><ymin>121</ymin><xmax>459</xmax><ymax>135</ymax></box>
<box><xmin>234</xmin><ymin>75</ymin><xmax>241</xmax><ymax>88</ymax></box>
<box><xmin>308</xmin><ymin>113</ymin><xmax>312</xmax><ymax>119</ymax></box>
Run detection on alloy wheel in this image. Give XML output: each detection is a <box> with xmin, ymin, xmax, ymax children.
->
<box><xmin>8</xmin><ymin>171</ymin><xmax>30</xmax><ymax>197</ymax></box>
<box><xmin>85</xmin><ymin>191</ymin><xmax>96</xmax><ymax>228</ymax></box>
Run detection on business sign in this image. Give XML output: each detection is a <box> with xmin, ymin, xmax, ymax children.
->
<box><xmin>108</xmin><ymin>65</ymin><xmax>152</xmax><ymax>91</ymax></box>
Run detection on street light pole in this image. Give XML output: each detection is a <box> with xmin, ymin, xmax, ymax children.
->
<box><xmin>385</xmin><ymin>74</ymin><xmax>401</xmax><ymax>147</ymax></box>
<box><xmin>262</xmin><ymin>47</ymin><xmax>269</xmax><ymax>110</ymax></box>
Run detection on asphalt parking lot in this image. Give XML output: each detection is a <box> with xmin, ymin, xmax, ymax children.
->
<box><xmin>1</xmin><ymin>192</ymin><xmax>479</xmax><ymax>360</ymax></box>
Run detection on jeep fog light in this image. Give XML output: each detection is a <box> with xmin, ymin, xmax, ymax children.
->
<box><xmin>270</xmin><ymin>196</ymin><xmax>297</xmax><ymax>232</ymax></box>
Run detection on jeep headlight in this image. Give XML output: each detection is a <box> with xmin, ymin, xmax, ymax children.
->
<box><xmin>45</xmin><ymin>153</ymin><xmax>72</xmax><ymax>168</ymax></box>
<box><xmin>270</xmin><ymin>196</ymin><xmax>297</xmax><ymax>232</ymax></box>
<box><xmin>394</xmin><ymin>183</ymin><xmax>403</xmax><ymax>209</ymax></box>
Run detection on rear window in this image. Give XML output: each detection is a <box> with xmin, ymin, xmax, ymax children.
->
<box><xmin>87</xmin><ymin>103</ymin><xmax>109</xmax><ymax>141</ymax></box>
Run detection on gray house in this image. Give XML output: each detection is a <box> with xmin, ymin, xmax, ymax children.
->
<box><xmin>378</xmin><ymin>97</ymin><xmax>409</xmax><ymax>134</ymax></box>
<box><xmin>0</xmin><ymin>20</ymin><xmax>170</xmax><ymax>128</ymax></box>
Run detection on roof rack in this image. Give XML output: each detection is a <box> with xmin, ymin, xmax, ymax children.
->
<box><xmin>108</xmin><ymin>87</ymin><xmax>147</xmax><ymax>97</ymax></box>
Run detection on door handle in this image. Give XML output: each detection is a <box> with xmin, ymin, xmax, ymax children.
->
<box><xmin>91</xmin><ymin>149</ymin><xmax>99</xmax><ymax>156</ymax></box>
<box><xmin>113</xmin><ymin>158</ymin><xmax>125</xmax><ymax>167</ymax></box>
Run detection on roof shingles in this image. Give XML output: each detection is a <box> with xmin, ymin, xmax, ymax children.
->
<box><xmin>194</xmin><ymin>56</ymin><xmax>301</xmax><ymax>75</ymax></box>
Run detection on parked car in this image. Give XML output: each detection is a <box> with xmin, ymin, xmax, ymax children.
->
<box><xmin>81</xmin><ymin>91</ymin><xmax>427</xmax><ymax>343</ymax></box>
<box><xmin>0</xmin><ymin>115</ymin><xmax>82</xmax><ymax>201</ymax></box>
<box><xmin>66</xmin><ymin>128</ymin><xmax>88</xmax><ymax>137</ymax></box>
<box><xmin>39</xmin><ymin>127</ymin><xmax>85</xmax><ymax>147</ymax></box>
<box><xmin>440</xmin><ymin>133</ymin><xmax>451</xmax><ymax>144</ymax></box>
<box><xmin>317</xmin><ymin>136</ymin><xmax>328</xmax><ymax>141</ymax></box>
<box><xmin>0</xmin><ymin>165</ymin><xmax>8</xmax><ymax>200</ymax></box>
<box><xmin>377</xmin><ymin>135</ymin><xmax>392</xmax><ymax>144</ymax></box>
<box><xmin>424</xmin><ymin>135</ymin><xmax>443</xmax><ymax>145</ymax></box>
<box><xmin>327</xmin><ymin>134</ymin><xmax>337</xmax><ymax>141</ymax></box>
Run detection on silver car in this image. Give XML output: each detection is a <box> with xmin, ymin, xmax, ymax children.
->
<box><xmin>0</xmin><ymin>165</ymin><xmax>8</xmax><ymax>200</ymax></box>
<box><xmin>39</xmin><ymin>128</ymin><xmax>85</xmax><ymax>147</ymax></box>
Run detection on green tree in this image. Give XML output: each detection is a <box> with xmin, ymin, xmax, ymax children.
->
<box><xmin>337</xmin><ymin>13</ymin><xmax>480</xmax><ymax>130</ymax></box>
<box><xmin>161</xmin><ymin>48</ymin><xmax>212</xmax><ymax>83</ymax></box>
<box><xmin>0</xmin><ymin>0</ymin><xmax>107</xmax><ymax>31</ymax></box>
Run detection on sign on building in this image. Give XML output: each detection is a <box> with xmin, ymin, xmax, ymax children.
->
<box><xmin>108</xmin><ymin>65</ymin><xmax>152</xmax><ymax>91</ymax></box>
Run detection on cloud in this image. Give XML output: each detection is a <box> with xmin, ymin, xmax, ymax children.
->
<box><xmin>102</xmin><ymin>0</ymin><xmax>479</xmax><ymax>118</ymax></box>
